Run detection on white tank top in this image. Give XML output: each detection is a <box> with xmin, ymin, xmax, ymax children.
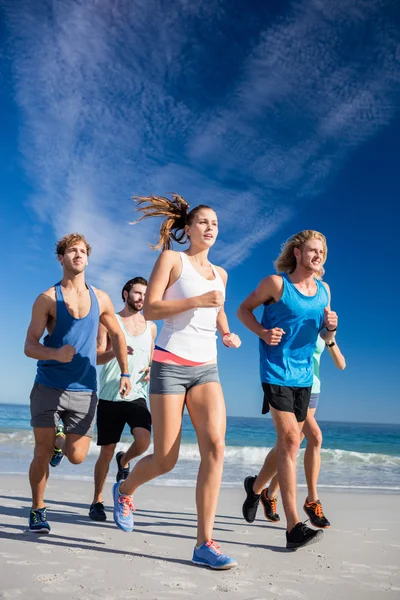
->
<box><xmin>156</xmin><ymin>252</ymin><xmax>225</xmax><ymax>362</ymax></box>
<box><xmin>99</xmin><ymin>315</ymin><xmax>152</xmax><ymax>401</ymax></box>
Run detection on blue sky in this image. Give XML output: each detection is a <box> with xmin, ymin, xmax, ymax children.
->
<box><xmin>1</xmin><ymin>0</ymin><xmax>399</xmax><ymax>423</ymax></box>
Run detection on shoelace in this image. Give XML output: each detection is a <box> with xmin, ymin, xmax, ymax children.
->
<box><xmin>270</xmin><ymin>496</ymin><xmax>278</xmax><ymax>514</ymax></box>
<box><xmin>310</xmin><ymin>501</ymin><xmax>324</xmax><ymax>518</ymax></box>
<box><xmin>118</xmin><ymin>495</ymin><xmax>136</xmax><ymax>517</ymax></box>
<box><xmin>205</xmin><ymin>540</ymin><xmax>221</xmax><ymax>554</ymax></box>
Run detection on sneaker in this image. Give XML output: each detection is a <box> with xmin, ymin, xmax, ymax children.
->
<box><xmin>50</xmin><ymin>448</ymin><xmax>64</xmax><ymax>468</ymax></box>
<box><xmin>286</xmin><ymin>522</ymin><xmax>324</xmax><ymax>550</ymax></box>
<box><xmin>242</xmin><ymin>475</ymin><xmax>260</xmax><ymax>523</ymax></box>
<box><xmin>50</xmin><ymin>425</ymin><xmax>66</xmax><ymax>468</ymax></box>
<box><xmin>260</xmin><ymin>489</ymin><xmax>280</xmax><ymax>522</ymax></box>
<box><xmin>112</xmin><ymin>481</ymin><xmax>135</xmax><ymax>532</ymax></box>
<box><xmin>29</xmin><ymin>507</ymin><xmax>51</xmax><ymax>534</ymax></box>
<box><xmin>89</xmin><ymin>502</ymin><xmax>107</xmax><ymax>522</ymax></box>
<box><xmin>192</xmin><ymin>540</ymin><xmax>238</xmax><ymax>570</ymax></box>
<box><xmin>116</xmin><ymin>451</ymin><xmax>130</xmax><ymax>482</ymax></box>
<box><xmin>303</xmin><ymin>499</ymin><xmax>331</xmax><ymax>528</ymax></box>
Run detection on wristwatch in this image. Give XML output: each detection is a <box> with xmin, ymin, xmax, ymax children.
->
<box><xmin>326</xmin><ymin>341</ymin><xmax>336</xmax><ymax>348</ymax></box>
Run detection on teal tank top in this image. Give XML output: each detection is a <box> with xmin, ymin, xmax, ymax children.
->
<box><xmin>312</xmin><ymin>335</ymin><xmax>325</xmax><ymax>394</ymax></box>
<box><xmin>99</xmin><ymin>316</ymin><xmax>152</xmax><ymax>401</ymax></box>
<box><xmin>259</xmin><ymin>274</ymin><xmax>329</xmax><ymax>387</ymax></box>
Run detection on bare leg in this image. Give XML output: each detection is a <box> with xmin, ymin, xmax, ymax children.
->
<box><xmin>119</xmin><ymin>428</ymin><xmax>151</xmax><ymax>469</ymax></box>
<box><xmin>270</xmin><ymin>408</ymin><xmax>303</xmax><ymax>532</ymax></box>
<box><xmin>29</xmin><ymin>428</ymin><xmax>56</xmax><ymax>509</ymax></box>
<box><xmin>119</xmin><ymin>394</ymin><xmax>185</xmax><ymax>496</ymax></box>
<box><xmin>253</xmin><ymin>447</ymin><xmax>277</xmax><ymax>494</ymax></box>
<box><xmin>186</xmin><ymin>382</ymin><xmax>226</xmax><ymax>546</ymax></box>
<box><xmin>267</xmin><ymin>429</ymin><xmax>306</xmax><ymax>498</ymax></box>
<box><xmin>93</xmin><ymin>444</ymin><xmax>116</xmax><ymax>504</ymax></box>
<box><xmin>302</xmin><ymin>408</ymin><xmax>322</xmax><ymax>503</ymax></box>
<box><xmin>64</xmin><ymin>433</ymin><xmax>92</xmax><ymax>464</ymax></box>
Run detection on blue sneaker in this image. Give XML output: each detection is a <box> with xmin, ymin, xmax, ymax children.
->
<box><xmin>29</xmin><ymin>508</ymin><xmax>51</xmax><ymax>534</ymax></box>
<box><xmin>192</xmin><ymin>540</ymin><xmax>238</xmax><ymax>570</ymax></box>
<box><xmin>112</xmin><ymin>482</ymin><xmax>135</xmax><ymax>532</ymax></box>
<box><xmin>50</xmin><ymin>425</ymin><xmax>65</xmax><ymax>468</ymax></box>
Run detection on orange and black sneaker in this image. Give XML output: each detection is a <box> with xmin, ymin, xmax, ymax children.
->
<box><xmin>303</xmin><ymin>499</ymin><xmax>330</xmax><ymax>528</ymax></box>
<box><xmin>260</xmin><ymin>489</ymin><xmax>280</xmax><ymax>522</ymax></box>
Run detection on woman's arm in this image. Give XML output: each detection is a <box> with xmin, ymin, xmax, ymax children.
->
<box><xmin>215</xmin><ymin>267</ymin><xmax>241</xmax><ymax>348</ymax></box>
<box><xmin>326</xmin><ymin>339</ymin><xmax>346</xmax><ymax>370</ymax></box>
<box><xmin>143</xmin><ymin>251</ymin><xmax>224</xmax><ymax>320</ymax></box>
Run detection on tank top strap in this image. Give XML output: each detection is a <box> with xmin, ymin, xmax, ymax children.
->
<box><xmin>54</xmin><ymin>281</ymin><xmax>71</xmax><ymax>320</ymax></box>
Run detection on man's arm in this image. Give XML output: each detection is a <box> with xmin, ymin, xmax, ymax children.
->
<box><xmin>98</xmin><ymin>292</ymin><xmax>131</xmax><ymax>396</ymax></box>
<box><xmin>319</xmin><ymin>282</ymin><xmax>338</xmax><ymax>343</ymax></box>
<box><xmin>237</xmin><ymin>276</ymin><xmax>285</xmax><ymax>346</ymax></box>
<box><xmin>140</xmin><ymin>321</ymin><xmax>157</xmax><ymax>382</ymax></box>
<box><xmin>24</xmin><ymin>295</ymin><xmax>75</xmax><ymax>363</ymax></box>
<box><xmin>96</xmin><ymin>323</ymin><xmax>116</xmax><ymax>365</ymax></box>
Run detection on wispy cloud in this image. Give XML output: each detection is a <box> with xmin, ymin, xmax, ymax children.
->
<box><xmin>4</xmin><ymin>0</ymin><xmax>400</xmax><ymax>297</ymax></box>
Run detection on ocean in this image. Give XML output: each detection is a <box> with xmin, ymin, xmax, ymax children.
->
<box><xmin>0</xmin><ymin>403</ymin><xmax>399</xmax><ymax>492</ymax></box>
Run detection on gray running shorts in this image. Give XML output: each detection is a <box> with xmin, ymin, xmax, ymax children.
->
<box><xmin>149</xmin><ymin>361</ymin><xmax>220</xmax><ymax>395</ymax></box>
<box><xmin>308</xmin><ymin>393</ymin><xmax>320</xmax><ymax>410</ymax></box>
<box><xmin>30</xmin><ymin>383</ymin><xmax>98</xmax><ymax>437</ymax></box>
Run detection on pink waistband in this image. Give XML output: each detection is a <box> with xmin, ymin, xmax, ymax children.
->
<box><xmin>153</xmin><ymin>348</ymin><xmax>213</xmax><ymax>366</ymax></box>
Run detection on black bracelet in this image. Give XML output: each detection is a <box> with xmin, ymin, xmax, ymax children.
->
<box><xmin>325</xmin><ymin>326</ymin><xmax>337</xmax><ymax>332</ymax></box>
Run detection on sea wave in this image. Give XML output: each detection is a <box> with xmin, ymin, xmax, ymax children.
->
<box><xmin>1</xmin><ymin>431</ymin><xmax>399</xmax><ymax>468</ymax></box>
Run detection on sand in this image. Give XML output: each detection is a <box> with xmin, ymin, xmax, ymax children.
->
<box><xmin>0</xmin><ymin>474</ymin><xmax>399</xmax><ymax>599</ymax></box>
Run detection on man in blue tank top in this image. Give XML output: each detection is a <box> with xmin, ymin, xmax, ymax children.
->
<box><xmin>24</xmin><ymin>233</ymin><xmax>131</xmax><ymax>534</ymax></box>
<box><xmin>89</xmin><ymin>277</ymin><xmax>156</xmax><ymax>522</ymax></box>
<box><xmin>237</xmin><ymin>230</ymin><xmax>338</xmax><ymax>550</ymax></box>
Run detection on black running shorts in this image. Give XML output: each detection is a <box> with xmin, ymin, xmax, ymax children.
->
<box><xmin>262</xmin><ymin>384</ymin><xmax>312</xmax><ymax>423</ymax></box>
<box><xmin>96</xmin><ymin>398</ymin><xmax>152</xmax><ymax>446</ymax></box>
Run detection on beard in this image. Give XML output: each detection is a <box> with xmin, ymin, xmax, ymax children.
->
<box><xmin>127</xmin><ymin>299</ymin><xmax>143</xmax><ymax>312</ymax></box>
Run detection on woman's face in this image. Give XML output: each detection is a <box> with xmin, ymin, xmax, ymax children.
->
<box><xmin>186</xmin><ymin>208</ymin><xmax>218</xmax><ymax>248</ymax></box>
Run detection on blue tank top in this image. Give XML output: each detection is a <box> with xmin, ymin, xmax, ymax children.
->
<box><xmin>259</xmin><ymin>274</ymin><xmax>329</xmax><ymax>387</ymax></box>
<box><xmin>35</xmin><ymin>282</ymin><xmax>100</xmax><ymax>391</ymax></box>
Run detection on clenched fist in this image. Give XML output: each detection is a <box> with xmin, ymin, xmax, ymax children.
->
<box><xmin>222</xmin><ymin>333</ymin><xmax>241</xmax><ymax>348</ymax></box>
<box><xmin>55</xmin><ymin>344</ymin><xmax>76</xmax><ymax>363</ymax></box>
<box><xmin>324</xmin><ymin>307</ymin><xmax>338</xmax><ymax>331</ymax></box>
<box><xmin>261</xmin><ymin>328</ymin><xmax>285</xmax><ymax>346</ymax></box>
<box><xmin>196</xmin><ymin>290</ymin><xmax>225</xmax><ymax>308</ymax></box>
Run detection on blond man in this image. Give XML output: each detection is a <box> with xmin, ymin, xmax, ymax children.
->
<box><xmin>237</xmin><ymin>230</ymin><xmax>337</xmax><ymax>550</ymax></box>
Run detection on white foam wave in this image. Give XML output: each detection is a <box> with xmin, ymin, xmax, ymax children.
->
<box><xmin>2</xmin><ymin>432</ymin><xmax>399</xmax><ymax>469</ymax></box>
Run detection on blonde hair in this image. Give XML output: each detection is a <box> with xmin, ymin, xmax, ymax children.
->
<box><xmin>274</xmin><ymin>230</ymin><xmax>327</xmax><ymax>279</ymax></box>
<box><xmin>132</xmin><ymin>193</ymin><xmax>212</xmax><ymax>251</ymax></box>
<box><xmin>56</xmin><ymin>233</ymin><xmax>91</xmax><ymax>256</ymax></box>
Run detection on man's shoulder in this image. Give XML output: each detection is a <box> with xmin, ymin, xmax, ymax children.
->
<box><xmin>259</xmin><ymin>274</ymin><xmax>283</xmax><ymax>289</ymax></box>
<box><xmin>38</xmin><ymin>286</ymin><xmax>57</xmax><ymax>302</ymax></box>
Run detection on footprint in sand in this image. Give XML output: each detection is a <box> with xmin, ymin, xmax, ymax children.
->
<box><xmin>161</xmin><ymin>580</ymin><xmax>197</xmax><ymax>589</ymax></box>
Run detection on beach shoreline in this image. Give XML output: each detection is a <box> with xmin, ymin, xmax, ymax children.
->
<box><xmin>1</xmin><ymin>473</ymin><xmax>399</xmax><ymax>599</ymax></box>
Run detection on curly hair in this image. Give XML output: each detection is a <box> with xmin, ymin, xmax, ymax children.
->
<box><xmin>274</xmin><ymin>230</ymin><xmax>327</xmax><ymax>279</ymax></box>
<box><xmin>132</xmin><ymin>193</ymin><xmax>213</xmax><ymax>251</ymax></box>
<box><xmin>56</xmin><ymin>233</ymin><xmax>92</xmax><ymax>257</ymax></box>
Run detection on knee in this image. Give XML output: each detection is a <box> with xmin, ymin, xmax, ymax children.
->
<box><xmin>204</xmin><ymin>439</ymin><xmax>225</xmax><ymax>463</ymax></box>
<box><xmin>33</xmin><ymin>442</ymin><xmax>54</xmax><ymax>463</ymax></box>
<box><xmin>99</xmin><ymin>445</ymin><xmax>116</xmax><ymax>462</ymax></box>
<box><xmin>154</xmin><ymin>454</ymin><xmax>178</xmax><ymax>475</ymax></box>
<box><xmin>279</xmin><ymin>428</ymin><xmax>301</xmax><ymax>455</ymax></box>
<box><xmin>67</xmin><ymin>448</ymin><xmax>87</xmax><ymax>465</ymax></box>
<box><xmin>134</xmin><ymin>434</ymin><xmax>151</xmax><ymax>455</ymax></box>
<box><xmin>307</xmin><ymin>428</ymin><xmax>323</xmax><ymax>448</ymax></box>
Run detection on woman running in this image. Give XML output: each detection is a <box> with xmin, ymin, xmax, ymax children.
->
<box><xmin>113</xmin><ymin>194</ymin><xmax>241</xmax><ymax>570</ymax></box>
<box><xmin>247</xmin><ymin>334</ymin><xmax>346</xmax><ymax>528</ymax></box>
